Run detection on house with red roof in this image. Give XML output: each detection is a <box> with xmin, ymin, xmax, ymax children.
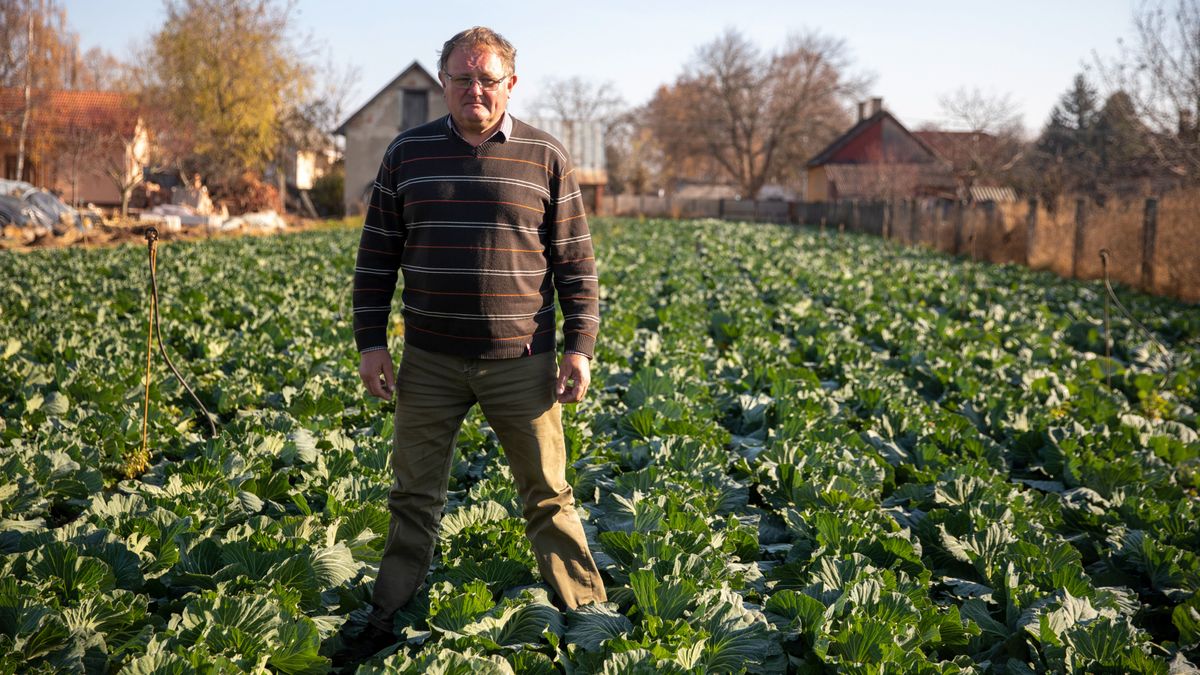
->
<box><xmin>805</xmin><ymin>98</ymin><xmax>955</xmax><ymax>202</ymax></box>
<box><xmin>806</xmin><ymin>97</ymin><xmax>1019</xmax><ymax>203</ymax></box>
<box><xmin>0</xmin><ymin>88</ymin><xmax>149</xmax><ymax>208</ymax></box>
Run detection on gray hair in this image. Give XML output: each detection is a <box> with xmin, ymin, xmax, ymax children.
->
<box><xmin>438</xmin><ymin>26</ymin><xmax>517</xmax><ymax>75</ymax></box>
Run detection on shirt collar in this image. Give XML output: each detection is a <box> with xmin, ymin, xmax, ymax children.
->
<box><xmin>446</xmin><ymin>112</ymin><xmax>512</xmax><ymax>144</ymax></box>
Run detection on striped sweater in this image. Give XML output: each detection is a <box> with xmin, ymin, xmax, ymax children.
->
<box><xmin>352</xmin><ymin>115</ymin><xmax>599</xmax><ymax>360</ymax></box>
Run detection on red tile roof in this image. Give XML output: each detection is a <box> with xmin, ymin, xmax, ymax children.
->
<box><xmin>807</xmin><ymin>110</ymin><xmax>943</xmax><ymax>167</ymax></box>
<box><xmin>0</xmin><ymin>88</ymin><xmax>140</xmax><ymax>135</ymax></box>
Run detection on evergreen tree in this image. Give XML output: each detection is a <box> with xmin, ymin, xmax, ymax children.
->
<box><xmin>1031</xmin><ymin>73</ymin><xmax>1102</xmax><ymax>200</ymax></box>
<box><xmin>1096</xmin><ymin>90</ymin><xmax>1152</xmax><ymax>194</ymax></box>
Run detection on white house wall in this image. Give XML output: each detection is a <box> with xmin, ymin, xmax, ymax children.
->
<box><xmin>342</xmin><ymin>68</ymin><xmax>447</xmax><ymax>215</ymax></box>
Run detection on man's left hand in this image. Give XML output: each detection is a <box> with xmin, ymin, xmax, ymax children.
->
<box><xmin>556</xmin><ymin>353</ymin><xmax>591</xmax><ymax>404</ymax></box>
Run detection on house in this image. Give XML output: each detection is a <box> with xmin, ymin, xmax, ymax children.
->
<box><xmin>336</xmin><ymin>61</ymin><xmax>448</xmax><ymax>215</ymax></box>
<box><xmin>337</xmin><ymin>62</ymin><xmax>609</xmax><ymax>215</ymax></box>
<box><xmin>0</xmin><ymin>88</ymin><xmax>149</xmax><ymax>208</ymax></box>
<box><xmin>805</xmin><ymin>97</ymin><xmax>955</xmax><ymax>201</ymax></box>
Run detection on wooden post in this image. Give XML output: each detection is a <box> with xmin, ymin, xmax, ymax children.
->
<box><xmin>718</xmin><ymin>198</ymin><xmax>725</xmax><ymax>220</ymax></box>
<box><xmin>952</xmin><ymin>201</ymin><xmax>965</xmax><ymax>255</ymax></box>
<box><xmin>978</xmin><ymin>201</ymin><xmax>994</xmax><ymax>261</ymax></box>
<box><xmin>1072</xmin><ymin>198</ymin><xmax>1087</xmax><ymax>279</ymax></box>
<box><xmin>910</xmin><ymin>199</ymin><xmax>920</xmax><ymax>246</ymax></box>
<box><xmin>1024</xmin><ymin>197</ymin><xmax>1037</xmax><ymax>266</ymax></box>
<box><xmin>1142</xmin><ymin>198</ymin><xmax>1158</xmax><ymax>292</ymax></box>
<box><xmin>883</xmin><ymin>200</ymin><xmax>893</xmax><ymax>240</ymax></box>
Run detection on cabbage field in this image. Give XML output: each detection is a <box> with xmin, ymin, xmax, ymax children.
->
<box><xmin>1</xmin><ymin>219</ymin><xmax>1199</xmax><ymax>674</ymax></box>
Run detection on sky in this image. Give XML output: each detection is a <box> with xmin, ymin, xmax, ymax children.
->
<box><xmin>63</xmin><ymin>0</ymin><xmax>1137</xmax><ymax>137</ymax></box>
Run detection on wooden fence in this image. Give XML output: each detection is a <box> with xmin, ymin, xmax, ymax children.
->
<box><xmin>600</xmin><ymin>193</ymin><xmax>1200</xmax><ymax>304</ymax></box>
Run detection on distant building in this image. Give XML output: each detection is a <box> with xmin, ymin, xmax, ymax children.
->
<box><xmin>337</xmin><ymin>62</ymin><xmax>608</xmax><ymax>215</ymax></box>
<box><xmin>522</xmin><ymin>117</ymin><xmax>608</xmax><ymax>213</ymax></box>
<box><xmin>805</xmin><ymin>97</ymin><xmax>955</xmax><ymax>201</ymax></box>
<box><xmin>336</xmin><ymin>62</ymin><xmax>448</xmax><ymax>215</ymax></box>
<box><xmin>0</xmin><ymin>88</ymin><xmax>149</xmax><ymax>207</ymax></box>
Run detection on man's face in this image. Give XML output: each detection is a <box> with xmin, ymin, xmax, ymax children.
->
<box><xmin>440</xmin><ymin>45</ymin><xmax>516</xmax><ymax>134</ymax></box>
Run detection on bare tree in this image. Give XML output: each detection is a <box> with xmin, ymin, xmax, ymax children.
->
<box><xmin>1098</xmin><ymin>0</ymin><xmax>1200</xmax><ymax>183</ymax></box>
<box><xmin>16</xmin><ymin>7</ymin><xmax>33</xmax><ymax>181</ymax></box>
<box><xmin>52</xmin><ymin>97</ymin><xmax>145</xmax><ymax>215</ymax></box>
<box><xmin>938</xmin><ymin>87</ymin><xmax>1023</xmax><ymax>135</ymax></box>
<box><xmin>69</xmin><ymin>46</ymin><xmax>127</xmax><ymax>91</ymax></box>
<box><xmin>0</xmin><ymin>0</ymin><xmax>79</xmax><ymax>180</ymax></box>
<box><xmin>529</xmin><ymin>76</ymin><xmax>635</xmax><ymax>194</ymax></box>
<box><xmin>531</xmin><ymin>76</ymin><xmax>625</xmax><ymax>127</ymax></box>
<box><xmin>646</xmin><ymin>28</ymin><xmax>866</xmax><ymax>198</ymax></box>
<box><xmin>925</xmin><ymin>86</ymin><xmax>1026</xmax><ymax>195</ymax></box>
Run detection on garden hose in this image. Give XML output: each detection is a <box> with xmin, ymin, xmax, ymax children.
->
<box><xmin>1099</xmin><ymin>248</ymin><xmax>1174</xmax><ymax>390</ymax></box>
<box><xmin>140</xmin><ymin>227</ymin><xmax>219</xmax><ymax>454</ymax></box>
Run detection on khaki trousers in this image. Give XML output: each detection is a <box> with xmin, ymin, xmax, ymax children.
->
<box><xmin>369</xmin><ymin>344</ymin><xmax>606</xmax><ymax>630</ymax></box>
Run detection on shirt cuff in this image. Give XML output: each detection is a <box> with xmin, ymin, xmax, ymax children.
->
<box><xmin>564</xmin><ymin>349</ymin><xmax>592</xmax><ymax>360</ymax></box>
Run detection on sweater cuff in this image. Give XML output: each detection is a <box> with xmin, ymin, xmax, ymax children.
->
<box><xmin>355</xmin><ymin>327</ymin><xmax>390</xmax><ymax>354</ymax></box>
<box><xmin>563</xmin><ymin>332</ymin><xmax>595</xmax><ymax>360</ymax></box>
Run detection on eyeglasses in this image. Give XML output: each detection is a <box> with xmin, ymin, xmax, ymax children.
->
<box><xmin>442</xmin><ymin>73</ymin><xmax>510</xmax><ymax>91</ymax></box>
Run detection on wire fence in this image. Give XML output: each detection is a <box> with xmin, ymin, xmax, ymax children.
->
<box><xmin>601</xmin><ymin>191</ymin><xmax>1200</xmax><ymax>304</ymax></box>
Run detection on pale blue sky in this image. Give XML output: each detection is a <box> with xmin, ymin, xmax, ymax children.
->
<box><xmin>65</xmin><ymin>0</ymin><xmax>1135</xmax><ymax>136</ymax></box>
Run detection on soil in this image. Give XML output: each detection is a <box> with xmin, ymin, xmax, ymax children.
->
<box><xmin>0</xmin><ymin>217</ymin><xmax>346</xmax><ymax>253</ymax></box>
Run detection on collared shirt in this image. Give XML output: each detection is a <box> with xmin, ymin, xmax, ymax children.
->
<box><xmin>446</xmin><ymin>112</ymin><xmax>513</xmax><ymax>145</ymax></box>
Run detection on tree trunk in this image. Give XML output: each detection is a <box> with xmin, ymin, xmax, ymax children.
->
<box><xmin>15</xmin><ymin>10</ymin><xmax>33</xmax><ymax>182</ymax></box>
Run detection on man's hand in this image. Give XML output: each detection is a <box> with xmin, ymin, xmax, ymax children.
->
<box><xmin>359</xmin><ymin>349</ymin><xmax>395</xmax><ymax>401</ymax></box>
<box><xmin>556</xmin><ymin>352</ymin><xmax>591</xmax><ymax>404</ymax></box>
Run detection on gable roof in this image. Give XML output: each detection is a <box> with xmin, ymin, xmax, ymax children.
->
<box><xmin>0</xmin><ymin>88</ymin><xmax>139</xmax><ymax>135</ymax></box>
<box><xmin>807</xmin><ymin>109</ymin><xmax>943</xmax><ymax>167</ymax></box>
<box><xmin>336</xmin><ymin>61</ymin><xmax>441</xmax><ymax>135</ymax></box>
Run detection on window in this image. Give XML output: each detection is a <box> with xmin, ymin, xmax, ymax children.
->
<box><xmin>4</xmin><ymin>154</ymin><xmax>34</xmax><ymax>182</ymax></box>
<box><xmin>400</xmin><ymin>89</ymin><xmax>428</xmax><ymax>131</ymax></box>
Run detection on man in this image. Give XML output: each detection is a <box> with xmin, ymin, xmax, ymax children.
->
<box><xmin>348</xmin><ymin>26</ymin><xmax>606</xmax><ymax>652</ymax></box>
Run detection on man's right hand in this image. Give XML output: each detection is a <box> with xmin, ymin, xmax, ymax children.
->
<box><xmin>358</xmin><ymin>349</ymin><xmax>395</xmax><ymax>401</ymax></box>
